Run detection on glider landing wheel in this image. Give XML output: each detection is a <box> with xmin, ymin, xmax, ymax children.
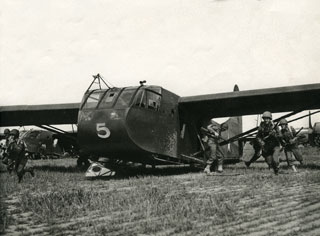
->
<box><xmin>77</xmin><ymin>156</ymin><xmax>90</xmax><ymax>169</ymax></box>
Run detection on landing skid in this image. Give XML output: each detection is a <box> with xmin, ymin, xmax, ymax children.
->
<box><xmin>85</xmin><ymin>159</ymin><xmax>116</xmax><ymax>178</ymax></box>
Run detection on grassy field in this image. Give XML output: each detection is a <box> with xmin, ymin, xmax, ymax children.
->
<box><xmin>1</xmin><ymin>147</ymin><xmax>320</xmax><ymax>236</ymax></box>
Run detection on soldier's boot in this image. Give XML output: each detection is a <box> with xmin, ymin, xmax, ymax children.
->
<box><xmin>18</xmin><ymin>173</ymin><xmax>24</xmax><ymax>183</ymax></box>
<box><xmin>244</xmin><ymin>161</ymin><xmax>251</xmax><ymax>168</ymax></box>
<box><xmin>2</xmin><ymin>157</ymin><xmax>8</xmax><ymax>165</ymax></box>
<box><xmin>286</xmin><ymin>160</ymin><xmax>290</xmax><ymax>167</ymax></box>
<box><xmin>217</xmin><ymin>164</ymin><xmax>223</xmax><ymax>173</ymax></box>
<box><xmin>204</xmin><ymin>165</ymin><xmax>211</xmax><ymax>174</ymax></box>
<box><xmin>291</xmin><ymin>165</ymin><xmax>297</xmax><ymax>173</ymax></box>
<box><xmin>7</xmin><ymin>162</ymin><xmax>13</xmax><ymax>174</ymax></box>
<box><xmin>273</xmin><ymin>166</ymin><xmax>279</xmax><ymax>175</ymax></box>
<box><xmin>245</xmin><ymin>152</ymin><xmax>261</xmax><ymax>168</ymax></box>
<box><xmin>29</xmin><ymin>169</ymin><xmax>35</xmax><ymax>177</ymax></box>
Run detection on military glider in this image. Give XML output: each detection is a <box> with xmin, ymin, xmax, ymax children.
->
<box><xmin>1</xmin><ymin>75</ymin><xmax>320</xmax><ymax>171</ymax></box>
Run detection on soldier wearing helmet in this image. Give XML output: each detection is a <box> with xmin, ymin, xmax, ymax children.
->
<box><xmin>278</xmin><ymin>118</ymin><xmax>303</xmax><ymax>172</ymax></box>
<box><xmin>2</xmin><ymin>129</ymin><xmax>10</xmax><ymax>147</ymax></box>
<box><xmin>245</xmin><ymin>111</ymin><xmax>281</xmax><ymax>175</ymax></box>
<box><xmin>6</xmin><ymin>129</ymin><xmax>20</xmax><ymax>172</ymax></box>
<box><xmin>6</xmin><ymin>129</ymin><xmax>34</xmax><ymax>182</ymax></box>
<box><xmin>9</xmin><ymin>129</ymin><xmax>19</xmax><ymax>138</ymax></box>
<box><xmin>4</xmin><ymin>128</ymin><xmax>10</xmax><ymax>136</ymax></box>
<box><xmin>203</xmin><ymin>118</ymin><xmax>228</xmax><ymax>174</ymax></box>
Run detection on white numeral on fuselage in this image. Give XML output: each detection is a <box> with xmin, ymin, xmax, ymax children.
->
<box><xmin>96</xmin><ymin>123</ymin><xmax>111</xmax><ymax>138</ymax></box>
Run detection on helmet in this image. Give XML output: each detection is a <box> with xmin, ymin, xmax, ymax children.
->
<box><xmin>279</xmin><ymin>118</ymin><xmax>288</xmax><ymax>125</ymax></box>
<box><xmin>262</xmin><ymin>111</ymin><xmax>272</xmax><ymax>119</ymax></box>
<box><xmin>4</xmin><ymin>129</ymin><xmax>10</xmax><ymax>135</ymax></box>
<box><xmin>9</xmin><ymin>129</ymin><xmax>19</xmax><ymax>138</ymax></box>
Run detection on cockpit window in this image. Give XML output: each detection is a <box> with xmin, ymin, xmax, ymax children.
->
<box><xmin>114</xmin><ymin>88</ymin><xmax>136</xmax><ymax>108</ymax></box>
<box><xmin>134</xmin><ymin>89</ymin><xmax>161</xmax><ymax>111</ymax></box>
<box><xmin>99</xmin><ymin>90</ymin><xmax>119</xmax><ymax>109</ymax></box>
<box><xmin>82</xmin><ymin>91</ymin><xmax>104</xmax><ymax>109</ymax></box>
<box><xmin>146</xmin><ymin>90</ymin><xmax>161</xmax><ymax>110</ymax></box>
<box><xmin>134</xmin><ymin>90</ymin><xmax>147</xmax><ymax>108</ymax></box>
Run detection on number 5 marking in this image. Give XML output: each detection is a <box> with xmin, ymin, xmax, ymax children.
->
<box><xmin>96</xmin><ymin>123</ymin><xmax>111</xmax><ymax>138</ymax></box>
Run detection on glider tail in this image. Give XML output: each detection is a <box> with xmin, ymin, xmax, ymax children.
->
<box><xmin>221</xmin><ymin>84</ymin><xmax>243</xmax><ymax>160</ymax></box>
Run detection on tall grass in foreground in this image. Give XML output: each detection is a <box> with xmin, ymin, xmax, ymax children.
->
<box><xmin>19</xmin><ymin>183</ymin><xmax>238</xmax><ymax>234</ymax></box>
<box><xmin>1</xmin><ymin>147</ymin><xmax>320</xmax><ymax>235</ymax></box>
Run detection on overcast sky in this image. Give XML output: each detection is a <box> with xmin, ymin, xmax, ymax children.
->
<box><xmin>1</xmin><ymin>0</ymin><xmax>320</xmax><ymax>130</ymax></box>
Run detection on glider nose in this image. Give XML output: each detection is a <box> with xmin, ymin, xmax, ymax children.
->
<box><xmin>78</xmin><ymin>108</ymin><xmax>137</xmax><ymax>156</ymax></box>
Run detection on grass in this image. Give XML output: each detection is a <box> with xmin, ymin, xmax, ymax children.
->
<box><xmin>1</xmin><ymin>147</ymin><xmax>320</xmax><ymax>235</ymax></box>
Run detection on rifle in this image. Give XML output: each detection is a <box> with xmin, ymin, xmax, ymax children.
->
<box><xmin>295</xmin><ymin>127</ymin><xmax>304</xmax><ymax>136</ymax></box>
<box><xmin>281</xmin><ymin>127</ymin><xmax>304</xmax><ymax>148</ymax></box>
<box><xmin>200</xmin><ymin>127</ymin><xmax>227</xmax><ymax>142</ymax></box>
<box><xmin>255</xmin><ymin>123</ymin><xmax>280</xmax><ymax>153</ymax></box>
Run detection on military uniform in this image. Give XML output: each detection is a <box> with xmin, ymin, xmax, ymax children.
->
<box><xmin>258</xmin><ymin>121</ymin><xmax>281</xmax><ymax>174</ymax></box>
<box><xmin>278</xmin><ymin>124</ymin><xmax>303</xmax><ymax>169</ymax></box>
<box><xmin>245</xmin><ymin>138</ymin><xmax>263</xmax><ymax>167</ymax></box>
<box><xmin>203</xmin><ymin>120</ymin><xmax>227</xmax><ymax>173</ymax></box>
<box><xmin>7</xmin><ymin>130</ymin><xmax>34</xmax><ymax>182</ymax></box>
<box><xmin>1</xmin><ymin>129</ymin><xmax>10</xmax><ymax>164</ymax></box>
<box><xmin>245</xmin><ymin>111</ymin><xmax>280</xmax><ymax>174</ymax></box>
<box><xmin>0</xmin><ymin>138</ymin><xmax>9</xmax><ymax>162</ymax></box>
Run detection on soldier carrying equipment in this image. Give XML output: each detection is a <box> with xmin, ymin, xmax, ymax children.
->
<box><xmin>245</xmin><ymin>111</ymin><xmax>281</xmax><ymax>175</ymax></box>
<box><xmin>200</xmin><ymin>127</ymin><xmax>227</xmax><ymax>142</ymax></box>
<box><xmin>278</xmin><ymin>118</ymin><xmax>303</xmax><ymax>172</ymax></box>
<box><xmin>203</xmin><ymin>119</ymin><xmax>228</xmax><ymax>174</ymax></box>
<box><xmin>6</xmin><ymin>129</ymin><xmax>34</xmax><ymax>183</ymax></box>
<box><xmin>0</xmin><ymin>128</ymin><xmax>10</xmax><ymax>163</ymax></box>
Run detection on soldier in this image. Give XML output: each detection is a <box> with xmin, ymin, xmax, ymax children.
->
<box><xmin>203</xmin><ymin>119</ymin><xmax>228</xmax><ymax>174</ymax></box>
<box><xmin>1</xmin><ymin>129</ymin><xmax>10</xmax><ymax>163</ymax></box>
<box><xmin>278</xmin><ymin>118</ymin><xmax>303</xmax><ymax>172</ymax></box>
<box><xmin>7</xmin><ymin>129</ymin><xmax>34</xmax><ymax>182</ymax></box>
<box><xmin>245</xmin><ymin>111</ymin><xmax>281</xmax><ymax>174</ymax></box>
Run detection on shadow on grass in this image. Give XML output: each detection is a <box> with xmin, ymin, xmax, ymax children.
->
<box><xmin>279</xmin><ymin>163</ymin><xmax>320</xmax><ymax>171</ymax></box>
<box><xmin>32</xmin><ymin>165</ymin><xmax>84</xmax><ymax>173</ymax></box>
<box><xmin>31</xmin><ymin>164</ymin><xmax>202</xmax><ymax>178</ymax></box>
<box><xmin>300</xmin><ymin>163</ymin><xmax>320</xmax><ymax>170</ymax></box>
<box><xmin>107</xmin><ymin>165</ymin><xmax>201</xmax><ymax>179</ymax></box>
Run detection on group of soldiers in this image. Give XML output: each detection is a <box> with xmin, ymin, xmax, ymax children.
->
<box><xmin>0</xmin><ymin>128</ymin><xmax>34</xmax><ymax>182</ymax></box>
<box><xmin>203</xmin><ymin>111</ymin><xmax>303</xmax><ymax>175</ymax></box>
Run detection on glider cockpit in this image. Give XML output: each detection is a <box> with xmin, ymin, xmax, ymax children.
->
<box><xmin>78</xmin><ymin>83</ymin><xmax>180</xmax><ymax>165</ymax></box>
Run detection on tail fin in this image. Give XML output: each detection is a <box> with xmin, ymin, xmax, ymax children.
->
<box><xmin>220</xmin><ymin>84</ymin><xmax>243</xmax><ymax>160</ymax></box>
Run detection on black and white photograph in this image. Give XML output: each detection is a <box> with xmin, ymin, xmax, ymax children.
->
<box><xmin>1</xmin><ymin>0</ymin><xmax>320</xmax><ymax>235</ymax></box>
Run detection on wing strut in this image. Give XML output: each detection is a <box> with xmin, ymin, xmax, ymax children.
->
<box><xmin>37</xmin><ymin>125</ymin><xmax>77</xmax><ymax>141</ymax></box>
<box><xmin>37</xmin><ymin>125</ymin><xmax>69</xmax><ymax>134</ymax></box>
<box><xmin>219</xmin><ymin>110</ymin><xmax>303</xmax><ymax>146</ymax></box>
<box><xmin>241</xmin><ymin>110</ymin><xmax>320</xmax><ymax>140</ymax></box>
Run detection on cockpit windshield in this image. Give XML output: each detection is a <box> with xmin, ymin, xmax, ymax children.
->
<box><xmin>99</xmin><ymin>89</ymin><xmax>120</xmax><ymax>109</ymax></box>
<box><xmin>114</xmin><ymin>88</ymin><xmax>136</xmax><ymax>109</ymax></box>
<box><xmin>82</xmin><ymin>91</ymin><xmax>104</xmax><ymax>109</ymax></box>
<box><xmin>81</xmin><ymin>86</ymin><xmax>161</xmax><ymax>110</ymax></box>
